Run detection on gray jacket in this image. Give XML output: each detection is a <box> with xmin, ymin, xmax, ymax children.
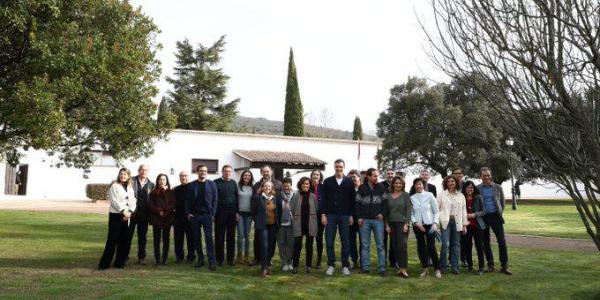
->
<box><xmin>476</xmin><ymin>182</ymin><xmax>505</xmax><ymax>224</ymax></box>
<box><xmin>290</xmin><ymin>191</ymin><xmax>318</xmax><ymax>237</ymax></box>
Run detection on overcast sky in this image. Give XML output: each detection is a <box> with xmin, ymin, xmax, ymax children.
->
<box><xmin>130</xmin><ymin>0</ymin><xmax>448</xmax><ymax>134</ymax></box>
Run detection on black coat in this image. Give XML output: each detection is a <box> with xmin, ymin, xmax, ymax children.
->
<box><xmin>251</xmin><ymin>194</ymin><xmax>280</xmax><ymax>230</ymax></box>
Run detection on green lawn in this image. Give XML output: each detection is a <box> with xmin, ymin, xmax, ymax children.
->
<box><xmin>503</xmin><ymin>204</ymin><xmax>588</xmax><ymax>239</ymax></box>
<box><xmin>0</xmin><ymin>210</ymin><xmax>598</xmax><ymax>299</ymax></box>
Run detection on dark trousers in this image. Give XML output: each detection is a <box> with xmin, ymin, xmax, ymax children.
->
<box><xmin>253</xmin><ymin>230</ymin><xmax>260</xmax><ymax>262</ymax></box>
<box><xmin>190</xmin><ymin>215</ymin><xmax>215</xmax><ymax>264</ymax></box>
<box><xmin>131</xmin><ymin>215</ymin><xmax>149</xmax><ymax>260</ymax></box>
<box><xmin>460</xmin><ymin>233</ymin><xmax>468</xmax><ymax>264</ymax></box>
<box><xmin>349</xmin><ymin>217</ymin><xmax>361</xmax><ymax>264</ymax></box>
<box><xmin>482</xmin><ymin>213</ymin><xmax>508</xmax><ymax>268</ymax></box>
<box><xmin>389</xmin><ymin>222</ymin><xmax>408</xmax><ymax>269</ymax></box>
<box><xmin>173</xmin><ymin>215</ymin><xmax>195</xmax><ymax>261</ymax></box>
<box><xmin>414</xmin><ymin>224</ymin><xmax>440</xmax><ymax>269</ymax></box>
<box><xmin>215</xmin><ymin>212</ymin><xmax>237</xmax><ymax>264</ymax></box>
<box><xmin>315</xmin><ymin>213</ymin><xmax>325</xmax><ymax>265</ymax></box>
<box><xmin>325</xmin><ymin>214</ymin><xmax>350</xmax><ymax>268</ymax></box>
<box><xmin>384</xmin><ymin>231</ymin><xmax>397</xmax><ymax>267</ymax></box>
<box><xmin>293</xmin><ymin>235</ymin><xmax>314</xmax><ymax>268</ymax></box>
<box><xmin>465</xmin><ymin>225</ymin><xmax>484</xmax><ymax>270</ymax></box>
<box><xmin>153</xmin><ymin>225</ymin><xmax>171</xmax><ymax>264</ymax></box>
<box><xmin>258</xmin><ymin>224</ymin><xmax>278</xmax><ymax>271</ymax></box>
<box><xmin>98</xmin><ymin>213</ymin><xmax>134</xmax><ymax>269</ymax></box>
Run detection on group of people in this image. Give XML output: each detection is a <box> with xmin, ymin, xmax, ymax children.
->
<box><xmin>98</xmin><ymin>160</ymin><xmax>512</xmax><ymax>279</ymax></box>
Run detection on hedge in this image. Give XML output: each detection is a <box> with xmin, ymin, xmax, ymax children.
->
<box><xmin>86</xmin><ymin>184</ymin><xmax>110</xmax><ymax>201</ymax></box>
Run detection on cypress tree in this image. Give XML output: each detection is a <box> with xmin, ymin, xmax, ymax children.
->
<box><xmin>353</xmin><ymin>116</ymin><xmax>363</xmax><ymax>140</ymax></box>
<box><xmin>157</xmin><ymin>97</ymin><xmax>177</xmax><ymax>128</ymax></box>
<box><xmin>283</xmin><ymin>48</ymin><xmax>304</xmax><ymax>136</ymax></box>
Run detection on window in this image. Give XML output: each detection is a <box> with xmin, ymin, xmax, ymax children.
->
<box><xmin>191</xmin><ymin>159</ymin><xmax>219</xmax><ymax>174</ymax></box>
<box><xmin>92</xmin><ymin>151</ymin><xmax>118</xmax><ymax>167</ymax></box>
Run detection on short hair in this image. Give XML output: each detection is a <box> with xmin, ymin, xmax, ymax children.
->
<box><xmin>282</xmin><ymin>177</ymin><xmax>293</xmax><ymax>185</ymax></box>
<box><xmin>442</xmin><ymin>175</ymin><xmax>458</xmax><ymax>190</ymax></box>
<box><xmin>413</xmin><ymin>177</ymin><xmax>425</xmax><ymax>187</ymax></box>
<box><xmin>452</xmin><ymin>167</ymin><xmax>463</xmax><ymax>173</ymax></box>
<box><xmin>347</xmin><ymin>169</ymin><xmax>360</xmax><ymax>176</ymax></box>
<box><xmin>395</xmin><ymin>171</ymin><xmax>406</xmax><ymax>178</ymax></box>
<box><xmin>196</xmin><ymin>164</ymin><xmax>207</xmax><ymax>172</ymax></box>
<box><xmin>222</xmin><ymin>165</ymin><xmax>233</xmax><ymax>171</ymax></box>
<box><xmin>389</xmin><ymin>176</ymin><xmax>405</xmax><ymax>193</ymax></box>
<box><xmin>420</xmin><ymin>169</ymin><xmax>429</xmax><ymax>174</ymax></box>
<box><xmin>334</xmin><ymin>159</ymin><xmax>345</xmax><ymax>166</ymax></box>
<box><xmin>365</xmin><ymin>167</ymin><xmax>377</xmax><ymax>177</ymax></box>
<box><xmin>479</xmin><ymin>167</ymin><xmax>492</xmax><ymax>175</ymax></box>
<box><xmin>260</xmin><ymin>164</ymin><xmax>273</xmax><ymax>172</ymax></box>
<box><xmin>297</xmin><ymin>177</ymin><xmax>311</xmax><ymax>190</ymax></box>
<box><xmin>138</xmin><ymin>164</ymin><xmax>149</xmax><ymax>171</ymax></box>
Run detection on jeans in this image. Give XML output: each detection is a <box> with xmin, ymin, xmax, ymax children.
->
<box><xmin>237</xmin><ymin>212</ymin><xmax>252</xmax><ymax>255</ymax></box>
<box><xmin>359</xmin><ymin>219</ymin><xmax>386</xmax><ymax>272</ymax></box>
<box><xmin>389</xmin><ymin>222</ymin><xmax>408</xmax><ymax>269</ymax></box>
<box><xmin>98</xmin><ymin>213</ymin><xmax>134</xmax><ymax>269</ymax></box>
<box><xmin>414</xmin><ymin>224</ymin><xmax>440</xmax><ymax>269</ymax></box>
<box><xmin>215</xmin><ymin>211</ymin><xmax>236</xmax><ymax>264</ymax></box>
<box><xmin>152</xmin><ymin>225</ymin><xmax>171</xmax><ymax>264</ymax></box>
<box><xmin>277</xmin><ymin>225</ymin><xmax>295</xmax><ymax>265</ymax></box>
<box><xmin>349</xmin><ymin>216</ymin><xmax>361</xmax><ymax>264</ymax></box>
<box><xmin>173</xmin><ymin>215</ymin><xmax>195</xmax><ymax>261</ymax></box>
<box><xmin>293</xmin><ymin>235</ymin><xmax>314</xmax><ymax>268</ymax></box>
<box><xmin>465</xmin><ymin>225</ymin><xmax>484</xmax><ymax>270</ymax></box>
<box><xmin>258</xmin><ymin>224</ymin><xmax>278</xmax><ymax>271</ymax></box>
<box><xmin>483</xmin><ymin>213</ymin><xmax>508</xmax><ymax>268</ymax></box>
<box><xmin>190</xmin><ymin>214</ymin><xmax>215</xmax><ymax>264</ymax></box>
<box><xmin>440</xmin><ymin>219</ymin><xmax>461</xmax><ymax>272</ymax></box>
<box><xmin>325</xmin><ymin>214</ymin><xmax>351</xmax><ymax>268</ymax></box>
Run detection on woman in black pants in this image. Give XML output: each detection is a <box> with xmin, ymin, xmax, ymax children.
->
<box><xmin>309</xmin><ymin>169</ymin><xmax>324</xmax><ymax>269</ymax></box>
<box><xmin>98</xmin><ymin>168</ymin><xmax>137</xmax><ymax>270</ymax></box>
<box><xmin>149</xmin><ymin>174</ymin><xmax>176</xmax><ymax>265</ymax></box>
<box><xmin>251</xmin><ymin>181</ymin><xmax>280</xmax><ymax>278</ymax></box>
<box><xmin>462</xmin><ymin>180</ymin><xmax>486</xmax><ymax>275</ymax></box>
<box><xmin>291</xmin><ymin>177</ymin><xmax>318</xmax><ymax>274</ymax></box>
<box><xmin>410</xmin><ymin>178</ymin><xmax>442</xmax><ymax>278</ymax></box>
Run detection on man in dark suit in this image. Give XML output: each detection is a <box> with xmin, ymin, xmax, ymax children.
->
<box><xmin>409</xmin><ymin>169</ymin><xmax>437</xmax><ymax>197</ymax></box>
<box><xmin>173</xmin><ymin>171</ymin><xmax>195</xmax><ymax>264</ymax></box>
<box><xmin>130</xmin><ymin>164</ymin><xmax>155</xmax><ymax>265</ymax></box>
<box><xmin>185</xmin><ymin>164</ymin><xmax>218</xmax><ymax>271</ymax></box>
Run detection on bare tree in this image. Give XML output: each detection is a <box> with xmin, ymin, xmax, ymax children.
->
<box><xmin>424</xmin><ymin>0</ymin><xmax>600</xmax><ymax>250</ymax></box>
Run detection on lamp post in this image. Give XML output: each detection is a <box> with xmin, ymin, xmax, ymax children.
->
<box><xmin>506</xmin><ymin>138</ymin><xmax>517</xmax><ymax>210</ymax></box>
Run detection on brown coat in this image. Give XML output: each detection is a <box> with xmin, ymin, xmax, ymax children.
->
<box><xmin>149</xmin><ymin>189</ymin><xmax>176</xmax><ymax>228</ymax></box>
<box><xmin>290</xmin><ymin>191</ymin><xmax>318</xmax><ymax>237</ymax></box>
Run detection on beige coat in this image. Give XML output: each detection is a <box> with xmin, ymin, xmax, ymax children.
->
<box><xmin>437</xmin><ymin>190</ymin><xmax>468</xmax><ymax>231</ymax></box>
<box><xmin>290</xmin><ymin>191</ymin><xmax>318</xmax><ymax>237</ymax></box>
<box><xmin>107</xmin><ymin>181</ymin><xmax>137</xmax><ymax>214</ymax></box>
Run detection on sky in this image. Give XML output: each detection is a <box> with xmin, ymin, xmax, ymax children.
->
<box><xmin>129</xmin><ymin>0</ymin><xmax>448</xmax><ymax>134</ymax></box>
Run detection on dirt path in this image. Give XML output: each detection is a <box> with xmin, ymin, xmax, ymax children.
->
<box><xmin>1</xmin><ymin>199</ymin><xmax>597</xmax><ymax>252</ymax></box>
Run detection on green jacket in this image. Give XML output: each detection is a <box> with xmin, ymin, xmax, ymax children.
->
<box><xmin>383</xmin><ymin>192</ymin><xmax>412</xmax><ymax>223</ymax></box>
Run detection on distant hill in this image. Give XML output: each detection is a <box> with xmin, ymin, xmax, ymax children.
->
<box><xmin>232</xmin><ymin>116</ymin><xmax>377</xmax><ymax>141</ymax></box>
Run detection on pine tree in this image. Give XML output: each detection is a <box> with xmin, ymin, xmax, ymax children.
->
<box><xmin>166</xmin><ymin>36</ymin><xmax>239</xmax><ymax>131</ymax></box>
<box><xmin>353</xmin><ymin>116</ymin><xmax>363</xmax><ymax>140</ymax></box>
<box><xmin>157</xmin><ymin>97</ymin><xmax>177</xmax><ymax>128</ymax></box>
<box><xmin>283</xmin><ymin>48</ymin><xmax>304</xmax><ymax>136</ymax></box>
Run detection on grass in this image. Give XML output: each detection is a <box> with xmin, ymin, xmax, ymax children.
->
<box><xmin>503</xmin><ymin>204</ymin><xmax>588</xmax><ymax>239</ymax></box>
<box><xmin>0</xmin><ymin>210</ymin><xmax>598</xmax><ymax>300</ymax></box>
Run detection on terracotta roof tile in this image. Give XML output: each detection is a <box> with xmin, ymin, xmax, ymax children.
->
<box><xmin>233</xmin><ymin>150</ymin><xmax>326</xmax><ymax>166</ymax></box>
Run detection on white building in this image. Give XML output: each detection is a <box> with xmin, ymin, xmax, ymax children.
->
<box><xmin>0</xmin><ymin>129</ymin><xmax>379</xmax><ymax>200</ymax></box>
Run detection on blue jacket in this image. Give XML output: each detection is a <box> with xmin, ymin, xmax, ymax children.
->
<box><xmin>185</xmin><ymin>180</ymin><xmax>218</xmax><ymax>217</ymax></box>
<box><xmin>321</xmin><ymin>176</ymin><xmax>356</xmax><ymax>216</ymax></box>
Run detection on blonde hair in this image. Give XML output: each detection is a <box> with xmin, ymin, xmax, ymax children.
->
<box><xmin>260</xmin><ymin>181</ymin><xmax>275</xmax><ymax>196</ymax></box>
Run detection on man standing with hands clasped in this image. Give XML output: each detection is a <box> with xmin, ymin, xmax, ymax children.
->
<box><xmin>185</xmin><ymin>165</ymin><xmax>218</xmax><ymax>271</ymax></box>
<box><xmin>321</xmin><ymin>159</ymin><xmax>356</xmax><ymax>276</ymax></box>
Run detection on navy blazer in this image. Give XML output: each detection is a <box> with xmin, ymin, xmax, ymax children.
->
<box><xmin>320</xmin><ymin>176</ymin><xmax>356</xmax><ymax>216</ymax></box>
<box><xmin>184</xmin><ymin>179</ymin><xmax>218</xmax><ymax>217</ymax></box>
<box><xmin>251</xmin><ymin>194</ymin><xmax>280</xmax><ymax>230</ymax></box>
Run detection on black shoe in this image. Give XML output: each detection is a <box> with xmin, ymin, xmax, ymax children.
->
<box><xmin>360</xmin><ymin>269</ymin><xmax>369</xmax><ymax>274</ymax></box>
<box><xmin>227</xmin><ymin>261</ymin><xmax>234</xmax><ymax>267</ymax></box>
<box><xmin>249</xmin><ymin>259</ymin><xmax>258</xmax><ymax>266</ymax></box>
<box><xmin>292</xmin><ymin>268</ymin><xmax>298</xmax><ymax>274</ymax></box>
<box><xmin>217</xmin><ymin>261</ymin><xmax>223</xmax><ymax>267</ymax></box>
<box><xmin>155</xmin><ymin>260</ymin><xmax>160</xmax><ymax>266</ymax></box>
<box><xmin>315</xmin><ymin>260</ymin><xmax>321</xmax><ymax>269</ymax></box>
<box><xmin>451</xmin><ymin>269</ymin><xmax>460</xmax><ymax>275</ymax></box>
<box><xmin>209</xmin><ymin>264</ymin><xmax>217</xmax><ymax>271</ymax></box>
<box><xmin>175</xmin><ymin>258</ymin><xmax>183</xmax><ymax>264</ymax></box>
<box><xmin>500</xmin><ymin>268</ymin><xmax>513</xmax><ymax>275</ymax></box>
<box><xmin>305</xmin><ymin>266</ymin><xmax>311</xmax><ymax>273</ymax></box>
<box><xmin>379</xmin><ymin>271</ymin><xmax>387</xmax><ymax>277</ymax></box>
<box><xmin>162</xmin><ymin>260</ymin><xmax>168</xmax><ymax>266</ymax></box>
<box><xmin>461</xmin><ymin>261</ymin><xmax>468</xmax><ymax>268</ymax></box>
<box><xmin>194</xmin><ymin>261</ymin><xmax>205</xmax><ymax>268</ymax></box>
<box><xmin>138</xmin><ymin>258</ymin><xmax>146</xmax><ymax>265</ymax></box>
<box><xmin>186</xmin><ymin>258</ymin><xmax>195</xmax><ymax>264</ymax></box>
<box><xmin>477</xmin><ymin>269</ymin><xmax>484</xmax><ymax>276</ymax></box>
<box><xmin>487</xmin><ymin>266</ymin><xmax>495</xmax><ymax>273</ymax></box>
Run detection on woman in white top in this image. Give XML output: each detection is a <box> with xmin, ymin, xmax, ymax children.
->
<box><xmin>98</xmin><ymin>168</ymin><xmax>137</xmax><ymax>270</ymax></box>
<box><xmin>438</xmin><ymin>175</ymin><xmax>468</xmax><ymax>274</ymax></box>
<box><xmin>410</xmin><ymin>178</ymin><xmax>441</xmax><ymax>278</ymax></box>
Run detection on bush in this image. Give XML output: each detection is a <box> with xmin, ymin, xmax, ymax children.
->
<box><xmin>86</xmin><ymin>184</ymin><xmax>110</xmax><ymax>201</ymax></box>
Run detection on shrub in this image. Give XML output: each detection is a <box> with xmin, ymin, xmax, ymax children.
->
<box><xmin>86</xmin><ymin>184</ymin><xmax>110</xmax><ymax>201</ymax></box>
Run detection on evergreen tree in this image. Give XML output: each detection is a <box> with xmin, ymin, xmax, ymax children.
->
<box><xmin>283</xmin><ymin>48</ymin><xmax>304</xmax><ymax>136</ymax></box>
<box><xmin>157</xmin><ymin>97</ymin><xmax>177</xmax><ymax>128</ymax></box>
<box><xmin>166</xmin><ymin>36</ymin><xmax>239</xmax><ymax>131</ymax></box>
<box><xmin>353</xmin><ymin>116</ymin><xmax>363</xmax><ymax>140</ymax></box>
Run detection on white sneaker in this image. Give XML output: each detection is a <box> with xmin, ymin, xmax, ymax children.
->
<box><xmin>342</xmin><ymin>267</ymin><xmax>351</xmax><ymax>276</ymax></box>
<box><xmin>287</xmin><ymin>264</ymin><xmax>293</xmax><ymax>271</ymax></box>
<box><xmin>282</xmin><ymin>265</ymin><xmax>289</xmax><ymax>272</ymax></box>
<box><xmin>326</xmin><ymin>266</ymin><xmax>335</xmax><ymax>276</ymax></box>
<box><xmin>435</xmin><ymin>270</ymin><xmax>442</xmax><ymax>278</ymax></box>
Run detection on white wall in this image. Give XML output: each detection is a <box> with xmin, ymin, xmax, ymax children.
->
<box><xmin>0</xmin><ymin>130</ymin><xmax>379</xmax><ymax>200</ymax></box>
